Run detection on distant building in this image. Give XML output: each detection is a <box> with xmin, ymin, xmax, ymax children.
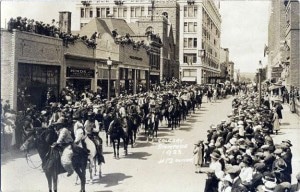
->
<box><xmin>227</xmin><ymin>61</ymin><xmax>234</xmax><ymax>82</ymax></box>
<box><xmin>77</xmin><ymin>0</ymin><xmax>179</xmax><ymax>82</ymax></box>
<box><xmin>219</xmin><ymin>48</ymin><xmax>229</xmax><ymax>81</ymax></box>
<box><xmin>76</xmin><ymin>0</ymin><xmax>221</xmax><ymax>84</ymax></box>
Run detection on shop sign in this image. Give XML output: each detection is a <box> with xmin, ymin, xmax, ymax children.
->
<box><xmin>271</xmin><ymin>72</ymin><xmax>282</xmax><ymax>78</ymax></box>
<box><xmin>129</xmin><ymin>56</ymin><xmax>143</xmax><ymax>61</ymax></box>
<box><xmin>67</xmin><ymin>67</ymin><xmax>94</xmax><ymax>78</ymax></box>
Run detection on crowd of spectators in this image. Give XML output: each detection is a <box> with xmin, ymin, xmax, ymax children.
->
<box><xmin>7</xmin><ymin>16</ymin><xmax>97</xmax><ymax>48</ymax></box>
<box><xmin>197</xmin><ymin>90</ymin><xmax>299</xmax><ymax>192</ymax></box>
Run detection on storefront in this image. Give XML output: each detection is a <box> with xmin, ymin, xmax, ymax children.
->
<box><xmin>66</xmin><ymin>67</ymin><xmax>94</xmax><ymax>92</ymax></box>
<box><xmin>17</xmin><ymin>63</ymin><xmax>60</xmax><ymax>110</ymax></box>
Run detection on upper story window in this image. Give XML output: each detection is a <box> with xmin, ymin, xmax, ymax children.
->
<box><xmin>97</xmin><ymin>7</ymin><xmax>110</xmax><ymax>18</ymax></box>
<box><xmin>113</xmin><ymin>7</ymin><xmax>127</xmax><ymax>17</ymax></box>
<box><xmin>130</xmin><ymin>6</ymin><xmax>145</xmax><ymax>17</ymax></box>
<box><xmin>81</xmin><ymin>8</ymin><xmax>85</xmax><ymax>18</ymax></box>
<box><xmin>184</xmin><ymin>6</ymin><xmax>197</xmax><ymax>17</ymax></box>
<box><xmin>183</xmin><ymin>38</ymin><xmax>197</xmax><ymax>48</ymax></box>
<box><xmin>184</xmin><ymin>22</ymin><xmax>197</xmax><ymax>32</ymax></box>
<box><xmin>90</xmin><ymin>10</ymin><xmax>93</xmax><ymax>17</ymax></box>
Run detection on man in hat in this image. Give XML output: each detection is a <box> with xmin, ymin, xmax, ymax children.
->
<box><xmin>52</xmin><ymin>118</ymin><xmax>74</xmax><ymax>176</ymax></box>
<box><xmin>272</xmin><ymin>148</ymin><xmax>289</xmax><ymax>183</ymax></box>
<box><xmin>193</xmin><ymin>140</ymin><xmax>204</xmax><ymax>173</ymax></box>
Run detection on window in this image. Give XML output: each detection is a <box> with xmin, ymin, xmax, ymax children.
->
<box><xmin>183</xmin><ymin>53</ymin><xmax>197</xmax><ymax>64</ymax></box>
<box><xmin>184</xmin><ymin>6</ymin><xmax>197</xmax><ymax>17</ymax></box>
<box><xmin>184</xmin><ymin>38</ymin><xmax>197</xmax><ymax>48</ymax></box>
<box><xmin>130</xmin><ymin>6</ymin><xmax>145</xmax><ymax>17</ymax></box>
<box><xmin>81</xmin><ymin>8</ymin><xmax>85</xmax><ymax>18</ymax></box>
<box><xmin>184</xmin><ymin>38</ymin><xmax>188</xmax><ymax>48</ymax></box>
<box><xmin>96</xmin><ymin>8</ymin><xmax>100</xmax><ymax>17</ymax></box>
<box><xmin>101</xmin><ymin>8</ymin><xmax>110</xmax><ymax>17</ymax></box>
<box><xmin>183</xmin><ymin>69</ymin><xmax>197</xmax><ymax>76</ymax></box>
<box><xmin>184</xmin><ymin>22</ymin><xmax>197</xmax><ymax>33</ymax></box>
<box><xmin>90</xmin><ymin>10</ymin><xmax>93</xmax><ymax>17</ymax></box>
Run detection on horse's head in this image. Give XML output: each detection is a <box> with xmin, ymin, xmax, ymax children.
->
<box><xmin>74</xmin><ymin>128</ymin><xmax>85</xmax><ymax>144</ymax></box>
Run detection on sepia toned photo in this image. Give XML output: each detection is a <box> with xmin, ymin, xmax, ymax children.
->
<box><xmin>1</xmin><ymin>0</ymin><xmax>299</xmax><ymax>191</ymax></box>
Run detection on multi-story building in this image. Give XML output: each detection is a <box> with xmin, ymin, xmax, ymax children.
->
<box><xmin>219</xmin><ymin>47</ymin><xmax>229</xmax><ymax>81</ymax></box>
<box><xmin>283</xmin><ymin>0</ymin><xmax>299</xmax><ymax>90</ymax></box>
<box><xmin>227</xmin><ymin>61</ymin><xmax>234</xmax><ymax>82</ymax></box>
<box><xmin>77</xmin><ymin>0</ymin><xmax>221</xmax><ymax>85</ymax></box>
<box><xmin>77</xmin><ymin>0</ymin><xmax>179</xmax><ymax>82</ymax></box>
<box><xmin>267</xmin><ymin>0</ymin><xmax>286</xmax><ymax>81</ymax></box>
<box><xmin>178</xmin><ymin>0</ymin><xmax>221</xmax><ymax>84</ymax></box>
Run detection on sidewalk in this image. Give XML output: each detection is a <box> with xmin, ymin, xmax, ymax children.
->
<box><xmin>272</xmin><ymin>103</ymin><xmax>300</xmax><ymax>184</ymax></box>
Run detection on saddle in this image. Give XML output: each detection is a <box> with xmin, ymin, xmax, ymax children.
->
<box><xmin>87</xmin><ymin>133</ymin><xmax>105</xmax><ymax>164</ymax></box>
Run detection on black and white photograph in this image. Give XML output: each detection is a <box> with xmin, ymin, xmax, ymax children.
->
<box><xmin>1</xmin><ymin>0</ymin><xmax>300</xmax><ymax>191</ymax></box>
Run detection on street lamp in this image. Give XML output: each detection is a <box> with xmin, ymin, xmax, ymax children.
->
<box><xmin>107</xmin><ymin>57</ymin><xmax>112</xmax><ymax>100</ymax></box>
<box><xmin>258</xmin><ymin>60</ymin><xmax>263</xmax><ymax>107</ymax></box>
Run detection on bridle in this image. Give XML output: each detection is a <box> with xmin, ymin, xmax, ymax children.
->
<box><xmin>24</xmin><ymin>128</ymin><xmax>48</xmax><ymax>169</ymax></box>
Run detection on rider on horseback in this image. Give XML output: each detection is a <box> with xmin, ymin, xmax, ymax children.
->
<box><xmin>51</xmin><ymin>118</ymin><xmax>74</xmax><ymax>177</ymax></box>
<box><xmin>84</xmin><ymin>112</ymin><xmax>103</xmax><ymax>163</ymax></box>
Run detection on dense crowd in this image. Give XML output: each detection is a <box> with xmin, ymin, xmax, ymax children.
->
<box><xmin>193</xmin><ymin>90</ymin><xmax>300</xmax><ymax>192</ymax></box>
<box><xmin>7</xmin><ymin>16</ymin><xmax>97</xmax><ymax>48</ymax></box>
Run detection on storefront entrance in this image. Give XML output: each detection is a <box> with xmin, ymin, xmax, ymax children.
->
<box><xmin>17</xmin><ymin>63</ymin><xmax>60</xmax><ymax>110</ymax></box>
<box><xmin>66</xmin><ymin>79</ymin><xmax>91</xmax><ymax>92</ymax></box>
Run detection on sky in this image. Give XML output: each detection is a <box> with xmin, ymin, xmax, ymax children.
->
<box><xmin>1</xmin><ymin>0</ymin><xmax>271</xmax><ymax>73</ymax></box>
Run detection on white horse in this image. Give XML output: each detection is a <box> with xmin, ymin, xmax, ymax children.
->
<box><xmin>74</xmin><ymin>128</ymin><xmax>102</xmax><ymax>184</ymax></box>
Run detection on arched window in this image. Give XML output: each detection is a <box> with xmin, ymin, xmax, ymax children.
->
<box><xmin>162</xmin><ymin>12</ymin><xmax>168</xmax><ymax>19</ymax></box>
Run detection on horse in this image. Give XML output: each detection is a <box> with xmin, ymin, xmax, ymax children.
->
<box><xmin>74</xmin><ymin>128</ymin><xmax>104</xmax><ymax>184</ymax></box>
<box><xmin>127</xmin><ymin>113</ymin><xmax>141</xmax><ymax>148</ymax></box>
<box><xmin>20</xmin><ymin>127</ymin><xmax>88</xmax><ymax>192</ymax></box>
<box><xmin>108</xmin><ymin>115</ymin><xmax>129</xmax><ymax>159</ymax></box>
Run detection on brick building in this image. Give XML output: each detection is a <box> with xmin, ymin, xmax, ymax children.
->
<box><xmin>1</xmin><ymin>16</ymin><xmax>158</xmax><ymax>110</ymax></box>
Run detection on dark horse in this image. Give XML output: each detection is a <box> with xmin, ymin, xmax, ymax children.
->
<box><xmin>108</xmin><ymin>115</ymin><xmax>129</xmax><ymax>159</ymax></box>
<box><xmin>20</xmin><ymin>127</ymin><xmax>88</xmax><ymax>192</ymax></box>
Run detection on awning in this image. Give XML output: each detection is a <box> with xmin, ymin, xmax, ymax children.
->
<box><xmin>182</xmin><ymin>77</ymin><xmax>196</xmax><ymax>82</ymax></box>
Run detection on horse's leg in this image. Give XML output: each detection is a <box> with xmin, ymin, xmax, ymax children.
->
<box><xmin>53</xmin><ymin>171</ymin><xmax>58</xmax><ymax>192</ymax></box>
<box><xmin>105</xmin><ymin>133</ymin><xmax>109</xmax><ymax>147</ymax></box>
<box><xmin>74</xmin><ymin>164</ymin><xmax>86</xmax><ymax>192</ymax></box>
<box><xmin>112</xmin><ymin>139</ymin><xmax>116</xmax><ymax>158</ymax></box>
<box><xmin>88</xmin><ymin>160</ymin><xmax>93</xmax><ymax>182</ymax></box>
<box><xmin>94</xmin><ymin>158</ymin><xmax>97</xmax><ymax>176</ymax></box>
<box><xmin>117</xmin><ymin>138</ymin><xmax>120</xmax><ymax>159</ymax></box>
<box><xmin>124</xmin><ymin>137</ymin><xmax>128</xmax><ymax>155</ymax></box>
<box><xmin>45</xmin><ymin>172</ymin><xmax>52</xmax><ymax>192</ymax></box>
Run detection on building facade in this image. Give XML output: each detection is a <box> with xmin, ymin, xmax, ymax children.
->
<box><xmin>1</xmin><ymin>17</ymin><xmax>158</xmax><ymax>110</ymax></box>
<box><xmin>219</xmin><ymin>47</ymin><xmax>229</xmax><ymax>81</ymax></box>
<box><xmin>267</xmin><ymin>0</ymin><xmax>286</xmax><ymax>81</ymax></box>
<box><xmin>77</xmin><ymin>0</ymin><xmax>221</xmax><ymax>85</ymax></box>
<box><xmin>283</xmin><ymin>0</ymin><xmax>299</xmax><ymax>90</ymax></box>
<box><xmin>77</xmin><ymin>0</ymin><xmax>179</xmax><ymax>82</ymax></box>
<box><xmin>177</xmin><ymin>0</ymin><xmax>221</xmax><ymax>84</ymax></box>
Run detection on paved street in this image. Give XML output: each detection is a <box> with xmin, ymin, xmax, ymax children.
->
<box><xmin>1</xmin><ymin>96</ymin><xmax>300</xmax><ymax>192</ymax></box>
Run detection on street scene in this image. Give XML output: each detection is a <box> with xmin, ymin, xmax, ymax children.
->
<box><xmin>1</xmin><ymin>0</ymin><xmax>300</xmax><ymax>192</ymax></box>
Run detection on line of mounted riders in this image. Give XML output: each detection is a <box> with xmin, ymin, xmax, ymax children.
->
<box><xmin>19</xmin><ymin>84</ymin><xmax>232</xmax><ymax>192</ymax></box>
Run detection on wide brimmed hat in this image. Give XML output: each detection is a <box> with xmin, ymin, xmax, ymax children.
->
<box><xmin>194</xmin><ymin>140</ymin><xmax>204</xmax><ymax>145</ymax></box>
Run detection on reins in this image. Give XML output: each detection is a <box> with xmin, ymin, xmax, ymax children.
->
<box><xmin>25</xmin><ymin>151</ymin><xmax>42</xmax><ymax>169</ymax></box>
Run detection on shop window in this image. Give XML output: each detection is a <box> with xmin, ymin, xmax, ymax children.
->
<box><xmin>183</xmin><ymin>69</ymin><xmax>197</xmax><ymax>77</ymax></box>
<box><xmin>18</xmin><ymin>63</ymin><xmax>60</xmax><ymax>110</ymax></box>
